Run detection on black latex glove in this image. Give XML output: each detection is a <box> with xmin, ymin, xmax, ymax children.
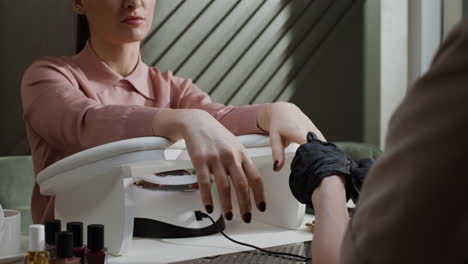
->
<box><xmin>349</xmin><ymin>158</ymin><xmax>374</xmax><ymax>203</ymax></box>
<box><xmin>289</xmin><ymin>132</ymin><xmax>353</xmax><ymax>208</ymax></box>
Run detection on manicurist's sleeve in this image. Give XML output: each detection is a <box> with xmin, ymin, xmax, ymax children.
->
<box><xmin>341</xmin><ymin>22</ymin><xmax>468</xmax><ymax>264</ymax></box>
<box><xmin>21</xmin><ymin>58</ymin><xmax>161</xmax><ymax>154</ymax></box>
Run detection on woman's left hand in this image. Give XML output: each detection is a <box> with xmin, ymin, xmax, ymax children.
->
<box><xmin>258</xmin><ymin>102</ymin><xmax>347</xmax><ymax>264</ymax></box>
<box><xmin>257</xmin><ymin>102</ymin><xmax>325</xmax><ymax>171</ymax></box>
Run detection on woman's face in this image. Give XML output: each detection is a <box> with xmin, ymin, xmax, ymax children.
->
<box><xmin>73</xmin><ymin>0</ymin><xmax>156</xmax><ymax>44</ymax></box>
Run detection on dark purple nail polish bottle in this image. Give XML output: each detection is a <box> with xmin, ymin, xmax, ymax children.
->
<box><xmin>45</xmin><ymin>219</ymin><xmax>61</xmax><ymax>260</ymax></box>
<box><xmin>67</xmin><ymin>222</ymin><xmax>85</xmax><ymax>264</ymax></box>
<box><xmin>85</xmin><ymin>224</ymin><xmax>107</xmax><ymax>264</ymax></box>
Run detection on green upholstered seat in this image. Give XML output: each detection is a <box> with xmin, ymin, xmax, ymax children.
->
<box><xmin>335</xmin><ymin>142</ymin><xmax>382</xmax><ymax>161</ymax></box>
<box><xmin>0</xmin><ymin>156</ymin><xmax>34</xmax><ymax>234</ymax></box>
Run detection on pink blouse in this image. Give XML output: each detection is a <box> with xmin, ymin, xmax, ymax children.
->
<box><xmin>21</xmin><ymin>42</ymin><xmax>264</xmax><ymax>224</ymax></box>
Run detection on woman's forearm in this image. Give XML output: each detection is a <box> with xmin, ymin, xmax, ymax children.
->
<box><xmin>154</xmin><ymin>108</ymin><xmax>211</xmax><ymax>141</ymax></box>
<box><xmin>311</xmin><ymin>176</ymin><xmax>350</xmax><ymax>264</ymax></box>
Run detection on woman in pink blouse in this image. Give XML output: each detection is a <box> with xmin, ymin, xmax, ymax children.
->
<box><xmin>22</xmin><ymin>1</ymin><xmax>348</xmax><ymax>262</ymax></box>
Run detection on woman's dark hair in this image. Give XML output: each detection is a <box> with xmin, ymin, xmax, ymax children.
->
<box><xmin>76</xmin><ymin>14</ymin><xmax>90</xmax><ymax>53</ymax></box>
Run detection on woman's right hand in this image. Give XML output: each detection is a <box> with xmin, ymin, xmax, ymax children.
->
<box><xmin>155</xmin><ymin>109</ymin><xmax>266</xmax><ymax>222</ymax></box>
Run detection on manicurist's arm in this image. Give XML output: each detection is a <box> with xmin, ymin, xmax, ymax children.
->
<box><xmin>312</xmin><ymin>176</ymin><xmax>349</xmax><ymax>264</ymax></box>
<box><xmin>341</xmin><ymin>23</ymin><xmax>468</xmax><ymax>264</ymax></box>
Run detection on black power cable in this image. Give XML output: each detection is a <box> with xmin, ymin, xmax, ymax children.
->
<box><xmin>195</xmin><ymin>211</ymin><xmax>311</xmax><ymax>262</ymax></box>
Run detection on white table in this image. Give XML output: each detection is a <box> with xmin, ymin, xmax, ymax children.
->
<box><xmin>108</xmin><ymin>214</ymin><xmax>314</xmax><ymax>263</ymax></box>
<box><xmin>4</xmin><ymin>215</ymin><xmax>314</xmax><ymax>264</ymax></box>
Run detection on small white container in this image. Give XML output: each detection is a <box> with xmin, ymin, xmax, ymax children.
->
<box><xmin>0</xmin><ymin>209</ymin><xmax>22</xmax><ymax>257</ymax></box>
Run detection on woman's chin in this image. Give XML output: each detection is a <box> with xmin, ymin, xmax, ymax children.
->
<box><xmin>117</xmin><ymin>30</ymin><xmax>149</xmax><ymax>44</ymax></box>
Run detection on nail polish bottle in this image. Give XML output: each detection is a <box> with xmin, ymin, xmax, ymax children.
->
<box><xmin>85</xmin><ymin>225</ymin><xmax>107</xmax><ymax>264</ymax></box>
<box><xmin>45</xmin><ymin>219</ymin><xmax>61</xmax><ymax>260</ymax></box>
<box><xmin>25</xmin><ymin>225</ymin><xmax>50</xmax><ymax>264</ymax></box>
<box><xmin>67</xmin><ymin>222</ymin><xmax>85</xmax><ymax>264</ymax></box>
<box><xmin>54</xmin><ymin>231</ymin><xmax>81</xmax><ymax>264</ymax></box>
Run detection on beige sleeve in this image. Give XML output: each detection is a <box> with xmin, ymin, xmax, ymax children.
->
<box><xmin>341</xmin><ymin>22</ymin><xmax>468</xmax><ymax>263</ymax></box>
<box><xmin>21</xmin><ymin>58</ymin><xmax>161</xmax><ymax>154</ymax></box>
<box><xmin>169</xmin><ymin>72</ymin><xmax>266</xmax><ymax>136</ymax></box>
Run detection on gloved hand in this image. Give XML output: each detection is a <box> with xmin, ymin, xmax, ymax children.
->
<box><xmin>349</xmin><ymin>158</ymin><xmax>374</xmax><ymax>203</ymax></box>
<box><xmin>289</xmin><ymin>132</ymin><xmax>353</xmax><ymax>208</ymax></box>
<box><xmin>289</xmin><ymin>132</ymin><xmax>375</xmax><ymax>208</ymax></box>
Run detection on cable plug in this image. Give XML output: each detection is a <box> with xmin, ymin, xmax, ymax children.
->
<box><xmin>195</xmin><ymin>210</ymin><xmax>208</xmax><ymax>221</ymax></box>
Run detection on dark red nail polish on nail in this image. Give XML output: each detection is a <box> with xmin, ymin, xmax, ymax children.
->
<box><xmin>225</xmin><ymin>212</ymin><xmax>233</xmax><ymax>221</ymax></box>
<box><xmin>243</xmin><ymin>213</ymin><xmax>252</xmax><ymax>223</ymax></box>
<box><xmin>205</xmin><ymin>205</ymin><xmax>213</xmax><ymax>214</ymax></box>
<box><xmin>273</xmin><ymin>161</ymin><xmax>279</xmax><ymax>171</ymax></box>
<box><xmin>259</xmin><ymin>202</ymin><xmax>266</xmax><ymax>212</ymax></box>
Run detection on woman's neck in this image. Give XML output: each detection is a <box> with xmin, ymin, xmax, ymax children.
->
<box><xmin>89</xmin><ymin>37</ymin><xmax>141</xmax><ymax>77</ymax></box>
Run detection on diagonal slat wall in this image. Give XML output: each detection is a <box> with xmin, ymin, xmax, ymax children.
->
<box><xmin>0</xmin><ymin>0</ymin><xmax>364</xmax><ymax>156</ymax></box>
<box><xmin>143</xmin><ymin>0</ymin><xmax>361</xmax><ymax>108</ymax></box>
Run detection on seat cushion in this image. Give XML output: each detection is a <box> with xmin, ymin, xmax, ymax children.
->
<box><xmin>335</xmin><ymin>142</ymin><xmax>382</xmax><ymax>161</ymax></box>
<box><xmin>0</xmin><ymin>156</ymin><xmax>34</xmax><ymax>234</ymax></box>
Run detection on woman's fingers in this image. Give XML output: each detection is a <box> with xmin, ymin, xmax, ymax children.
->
<box><xmin>211</xmin><ymin>162</ymin><xmax>233</xmax><ymax>221</ymax></box>
<box><xmin>242</xmin><ymin>156</ymin><xmax>266</xmax><ymax>212</ymax></box>
<box><xmin>228</xmin><ymin>163</ymin><xmax>252</xmax><ymax>223</ymax></box>
<box><xmin>193</xmin><ymin>163</ymin><xmax>214</xmax><ymax>214</ymax></box>
<box><xmin>269</xmin><ymin>131</ymin><xmax>286</xmax><ymax>171</ymax></box>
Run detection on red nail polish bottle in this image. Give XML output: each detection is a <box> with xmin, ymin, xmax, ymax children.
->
<box><xmin>85</xmin><ymin>225</ymin><xmax>107</xmax><ymax>264</ymax></box>
<box><xmin>54</xmin><ymin>231</ymin><xmax>81</xmax><ymax>264</ymax></box>
<box><xmin>67</xmin><ymin>222</ymin><xmax>85</xmax><ymax>264</ymax></box>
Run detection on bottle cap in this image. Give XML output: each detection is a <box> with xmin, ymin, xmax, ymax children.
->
<box><xmin>87</xmin><ymin>224</ymin><xmax>104</xmax><ymax>251</ymax></box>
<box><xmin>66</xmin><ymin>222</ymin><xmax>83</xmax><ymax>248</ymax></box>
<box><xmin>28</xmin><ymin>225</ymin><xmax>45</xmax><ymax>252</ymax></box>
<box><xmin>56</xmin><ymin>231</ymin><xmax>74</xmax><ymax>258</ymax></box>
<box><xmin>45</xmin><ymin>219</ymin><xmax>61</xmax><ymax>245</ymax></box>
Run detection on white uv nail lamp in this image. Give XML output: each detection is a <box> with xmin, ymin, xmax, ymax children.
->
<box><xmin>36</xmin><ymin>135</ymin><xmax>305</xmax><ymax>256</ymax></box>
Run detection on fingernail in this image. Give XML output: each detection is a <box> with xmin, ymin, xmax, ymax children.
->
<box><xmin>273</xmin><ymin>160</ymin><xmax>279</xmax><ymax>171</ymax></box>
<box><xmin>225</xmin><ymin>212</ymin><xmax>233</xmax><ymax>221</ymax></box>
<box><xmin>259</xmin><ymin>202</ymin><xmax>266</xmax><ymax>212</ymax></box>
<box><xmin>205</xmin><ymin>205</ymin><xmax>213</xmax><ymax>214</ymax></box>
<box><xmin>243</xmin><ymin>212</ymin><xmax>252</xmax><ymax>223</ymax></box>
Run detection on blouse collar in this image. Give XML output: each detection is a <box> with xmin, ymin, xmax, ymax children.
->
<box><xmin>73</xmin><ymin>41</ymin><xmax>154</xmax><ymax>99</ymax></box>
